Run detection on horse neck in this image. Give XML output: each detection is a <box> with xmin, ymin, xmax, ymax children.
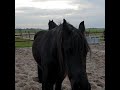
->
<box><xmin>49</xmin><ymin>24</ymin><xmax>57</xmax><ymax>30</ymax></box>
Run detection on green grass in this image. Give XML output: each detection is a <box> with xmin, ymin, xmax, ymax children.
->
<box><xmin>86</xmin><ymin>28</ymin><xmax>104</xmax><ymax>33</ymax></box>
<box><xmin>15</xmin><ymin>30</ymin><xmax>47</xmax><ymax>37</ymax></box>
<box><xmin>15</xmin><ymin>41</ymin><xmax>33</xmax><ymax>48</ymax></box>
<box><xmin>15</xmin><ymin>28</ymin><xmax>104</xmax><ymax>47</ymax></box>
<box><xmin>15</xmin><ymin>28</ymin><xmax>104</xmax><ymax>33</ymax></box>
<box><xmin>15</xmin><ymin>37</ymin><xmax>33</xmax><ymax>48</ymax></box>
<box><xmin>15</xmin><ymin>37</ymin><xmax>26</xmax><ymax>41</ymax></box>
<box><xmin>15</xmin><ymin>29</ymin><xmax>46</xmax><ymax>33</ymax></box>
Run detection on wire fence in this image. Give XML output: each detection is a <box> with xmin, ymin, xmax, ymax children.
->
<box><xmin>15</xmin><ymin>29</ymin><xmax>105</xmax><ymax>44</ymax></box>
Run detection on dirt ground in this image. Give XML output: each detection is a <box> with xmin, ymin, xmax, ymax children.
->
<box><xmin>15</xmin><ymin>43</ymin><xmax>105</xmax><ymax>90</ymax></box>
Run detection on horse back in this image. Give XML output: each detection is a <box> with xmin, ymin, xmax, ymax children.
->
<box><xmin>32</xmin><ymin>30</ymin><xmax>58</xmax><ymax>66</ymax></box>
<box><xmin>34</xmin><ymin>30</ymin><xmax>47</xmax><ymax>40</ymax></box>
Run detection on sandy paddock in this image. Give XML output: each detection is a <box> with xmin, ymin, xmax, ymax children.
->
<box><xmin>15</xmin><ymin>43</ymin><xmax>105</xmax><ymax>90</ymax></box>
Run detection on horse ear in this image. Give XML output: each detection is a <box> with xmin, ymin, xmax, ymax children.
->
<box><xmin>63</xmin><ymin>19</ymin><xmax>71</xmax><ymax>34</ymax></box>
<box><xmin>52</xmin><ymin>20</ymin><xmax>53</xmax><ymax>22</ymax></box>
<box><xmin>79</xmin><ymin>21</ymin><xmax>85</xmax><ymax>34</ymax></box>
<box><xmin>63</xmin><ymin>19</ymin><xmax>67</xmax><ymax>29</ymax></box>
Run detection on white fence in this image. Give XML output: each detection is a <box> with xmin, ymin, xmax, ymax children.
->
<box><xmin>86</xmin><ymin>36</ymin><xmax>100</xmax><ymax>44</ymax></box>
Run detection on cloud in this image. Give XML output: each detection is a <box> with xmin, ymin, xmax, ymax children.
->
<box><xmin>16</xmin><ymin>7</ymin><xmax>78</xmax><ymax>16</ymax></box>
<box><xmin>15</xmin><ymin>7</ymin><xmax>78</xmax><ymax>28</ymax></box>
<box><xmin>15</xmin><ymin>0</ymin><xmax>105</xmax><ymax>28</ymax></box>
<box><xmin>32</xmin><ymin>0</ymin><xmax>69</xmax><ymax>2</ymax></box>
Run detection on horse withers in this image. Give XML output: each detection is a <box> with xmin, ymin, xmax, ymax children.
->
<box><xmin>32</xmin><ymin>19</ymin><xmax>91</xmax><ymax>90</ymax></box>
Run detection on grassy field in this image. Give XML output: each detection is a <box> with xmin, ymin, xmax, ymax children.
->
<box><xmin>15</xmin><ymin>37</ymin><xmax>104</xmax><ymax>48</ymax></box>
<box><xmin>15</xmin><ymin>30</ymin><xmax>47</xmax><ymax>48</ymax></box>
<box><xmin>15</xmin><ymin>28</ymin><xmax>104</xmax><ymax>33</ymax></box>
<box><xmin>86</xmin><ymin>28</ymin><xmax>104</xmax><ymax>33</ymax></box>
<box><xmin>15</xmin><ymin>41</ymin><xmax>33</xmax><ymax>48</ymax></box>
<box><xmin>15</xmin><ymin>29</ymin><xmax>46</xmax><ymax>33</ymax></box>
<box><xmin>15</xmin><ymin>37</ymin><xmax>33</xmax><ymax>48</ymax></box>
<box><xmin>15</xmin><ymin>28</ymin><xmax>104</xmax><ymax>48</ymax></box>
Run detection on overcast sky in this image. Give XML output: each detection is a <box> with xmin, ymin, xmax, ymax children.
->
<box><xmin>15</xmin><ymin>0</ymin><xmax>105</xmax><ymax>29</ymax></box>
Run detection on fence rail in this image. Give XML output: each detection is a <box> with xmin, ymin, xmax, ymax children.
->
<box><xmin>15</xmin><ymin>30</ymin><xmax>105</xmax><ymax>44</ymax></box>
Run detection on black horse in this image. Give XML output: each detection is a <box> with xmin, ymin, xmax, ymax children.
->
<box><xmin>33</xmin><ymin>20</ymin><xmax>58</xmax><ymax>83</ymax></box>
<box><xmin>34</xmin><ymin>20</ymin><xmax>58</xmax><ymax>40</ymax></box>
<box><xmin>48</xmin><ymin>20</ymin><xmax>58</xmax><ymax>30</ymax></box>
<box><xmin>32</xmin><ymin>19</ymin><xmax>91</xmax><ymax>90</ymax></box>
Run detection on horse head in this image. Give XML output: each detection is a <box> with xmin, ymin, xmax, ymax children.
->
<box><xmin>48</xmin><ymin>20</ymin><xmax>58</xmax><ymax>30</ymax></box>
<box><xmin>58</xmin><ymin>19</ymin><xmax>91</xmax><ymax>90</ymax></box>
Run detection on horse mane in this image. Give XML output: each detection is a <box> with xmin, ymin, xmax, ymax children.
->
<box><xmin>65</xmin><ymin>21</ymin><xmax>91</xmax><ymax>56</ymax></box>
<box><xmin>54</xmin><ymin>22</ymin><xmax>91</xmax><ymax>72</ymax></box>
<box><xmin>46</xmin><ymin>24</ymin><xmax>64</xmax><ymax>72</ymax></box>
<box><xmin>56</xmin><ymin>24</ymin><xmax>64</xmax><ymax>72</ymax></box>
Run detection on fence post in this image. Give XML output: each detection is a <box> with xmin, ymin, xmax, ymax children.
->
<box><xmin>28</xmin><ymin>31</ymin><xmax>30</xmax><ymax>40</ymax></box>
<box><xmin>19</xmin><ymin>29</ymin><xmax>23</xmax><ymax>39</ymax></box>
<box><xmin>88</xmin><ymin>29</ymin><xmax>90</xmax><ymax>36</ymax></box>
<box><xmin>35</xmin><ymin>30</ymin><xmax>36</xmax><ymax>34</ymax></box>
<box><xmin>25</xmin><ymin>31</ymin><xmax>27</xmax><ymax>38</ymax></box>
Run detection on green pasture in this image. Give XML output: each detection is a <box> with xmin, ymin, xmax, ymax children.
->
<box><xmin>15</xmin><ymin>28</ymin><xmax>104</xmax><ymax>33</ymax></box>
<box><xmin>15</xmin><ymin>28</ymin><xmax>105</xmax><ymax>48</ymax></box>
<box><xmin>86</xmin><ymin>28</ymin><xmax>104</xmax><ymax>33</ymax></box>
<box><xmin>15</xmin><ymin>29</ymin><xmax>46</xmax><ymax>33</ymax></box>
<box><xmin>15</xmin><ymin>37</ymin><xmax>33</xmax><ymax>48</ymax></box>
